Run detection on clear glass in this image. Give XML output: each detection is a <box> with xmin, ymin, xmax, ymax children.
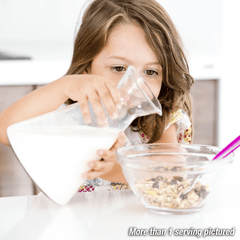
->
<box><xmin>116</xmin><ymin>143</ymin><xmax>234</xmax><ymax>214</ymax></box>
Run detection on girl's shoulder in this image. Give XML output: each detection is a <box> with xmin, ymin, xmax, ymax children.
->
<box><xmin>124</xmin><ymin>109</ymin><xmax>192</xmax><ymax>145</ymax></box>
<box><xmin>167</xmin><ymin>109</ymin><xmax>192</xmax><ymax>144</ymax></box>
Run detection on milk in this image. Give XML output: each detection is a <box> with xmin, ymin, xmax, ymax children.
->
<box><xmin>7</xmin><ymin>125</ymin><xmax>121</xmax><ymax>205</ymax></box>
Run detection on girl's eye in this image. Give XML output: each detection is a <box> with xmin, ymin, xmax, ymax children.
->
<box><xmin>111</xmin><ymin>66</ymin><xmax>126</xmax><ymax>72</ymax></box>
<box><xmin>144</xmin><ymin>69</ymin><xmax>158</xmax><ymax>76</ymax></box>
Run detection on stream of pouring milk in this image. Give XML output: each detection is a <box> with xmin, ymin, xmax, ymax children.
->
<box><xmin>7</xmin><ymin>125</ymin><xmax>121</xmax><ymax>205</ymax></box>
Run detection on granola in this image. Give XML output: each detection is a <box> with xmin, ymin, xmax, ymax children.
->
<box><xmin>135</xmin><ymin>176</ymin><xmax>209</xmax><ymax>209</ymax></box>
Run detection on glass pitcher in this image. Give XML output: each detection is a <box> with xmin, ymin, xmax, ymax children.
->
<box><xmin>7</xmin><ymin>66</ymin><xmax>162</xmax><ymax>205</ymax></box>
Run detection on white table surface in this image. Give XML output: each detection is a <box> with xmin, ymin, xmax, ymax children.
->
<box><xmin>0</xmin><ymin>152</ymin><xmax>240</xmax><ymax>240</ymax></box>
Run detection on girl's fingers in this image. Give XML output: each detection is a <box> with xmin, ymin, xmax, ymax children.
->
<box><xmin>69</xmin><ymin>76</ymin><xmax>122</xmax><ymax>124</ymax></box>
<box><xmin>105</xmin><ymin>80</ymin><xmax>122</xmax><ymax>108</ymax></box>
<box><xmin>110</xmin><ymin>131</ymin><xmax>126</xmax><ymax>151</ymax></box>
<box><xmin>87</xmin><ymin>89</ymin><xmax>108</xmax><ymax>125</ymax></box>
<box><xmin>98</xmin><ymin>84</ymin><xmax>118</xmax><ymax>120</ymax></box>
<box><xmin>88</xmin><ymin>158</ymin><xmax>113</xmax><ymax>172</ymax></box>
<box><xmin>88</xmin><ymin>132</ymin><xmax>126</xmax><ymax>169</ymax></box>
<box><xmin>97</xmin><ymin>148</ymin><xmax>115</xmax><ymax>160</ymax></box>
<box><xmin>83</xmin><ymin>154</ymin><xmax>114</xmax><ymax>179</ymax></box>
<box><xmin>77</xmin><ymin>93</ymin><xmax>92</xmax><ymax>124</ymax></box>
<box><xmin>85</xmin><ymin>132</ymin><xmax>126</xmax><ymax>171</ymax></box>
<box><xmin>82</xmin><ymin>132</ymin><xmax>126</xmax><ymax>180</ymax></box>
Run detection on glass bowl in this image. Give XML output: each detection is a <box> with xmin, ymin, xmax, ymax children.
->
<box><xmin>116</xmin><ymin>143</ymin><xmax>234</xmax><ymax>214</ymax></box>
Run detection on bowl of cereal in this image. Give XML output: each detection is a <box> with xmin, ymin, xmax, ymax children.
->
<box><xmin>116</xmin><ymin>143</ymin><xmax>234</xmax><ymax>214</ymax></box>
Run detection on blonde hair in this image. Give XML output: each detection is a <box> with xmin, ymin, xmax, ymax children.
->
<box><xmin>66</xmin><ymin>0</ymin><xmax>194</xmax><ymax>143</ymax></box>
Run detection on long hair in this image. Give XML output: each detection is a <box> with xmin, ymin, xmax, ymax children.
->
<box><xmin>65</xmin><ymin>0</ymin><xmax>194</xmax><ymax>143</ymax></box>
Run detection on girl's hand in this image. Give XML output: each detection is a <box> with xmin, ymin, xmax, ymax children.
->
<box><xmin>63</xmin><ymin>74</ymin><xmax>122</xmax><ymax>125</ymax></box>
<box><xmin>82</xmin><ymin>131</ymin><xmax>126</xmax><ymax>180</ymax></box>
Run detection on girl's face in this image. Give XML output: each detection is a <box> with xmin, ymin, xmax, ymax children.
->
<box><xmin>90</xmin><ymin>23</ymin><xmax>162</xmax><ymax>98</ymax></box>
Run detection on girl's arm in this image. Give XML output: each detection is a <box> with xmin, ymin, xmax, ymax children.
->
<box><xmin>0</xmin><ymin>75</ymin><xmax>121</xmax><ymax>146</ymax></box>
<box><xmin>0</xmin><ymin>78</ymin><xmax>68</xmax><ymax>146</ymax></box>
<box><xmin>155</xmin><ymin>123</ymin><xmax>178</xmax><ymax>144</ymax></box>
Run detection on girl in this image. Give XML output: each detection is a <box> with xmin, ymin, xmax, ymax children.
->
<box><xmin>0</xmin><ymin>0</ymin><xmax>194</xmax><ymax>191</ymax></box>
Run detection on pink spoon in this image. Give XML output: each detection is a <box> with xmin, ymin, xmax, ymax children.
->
<box><xmin>180</xmin><ymin>135</ymin><xmax>240</xmax><ymax>197</ymax></box>
<box><xmin>213</xmin><ymin>135</ymin><xmax>240</xmax><ymax>160</ymax></box>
